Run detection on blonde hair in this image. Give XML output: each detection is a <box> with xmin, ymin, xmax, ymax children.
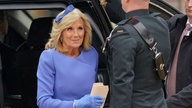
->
<box><xmin>45</xmin><ymin>8</ymin><xmax>92</xmax><ymax>53</ymax></box>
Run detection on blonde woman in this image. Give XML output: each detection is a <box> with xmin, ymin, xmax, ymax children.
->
<box><xmin>37</xmin><ymin>5</ymin><xmax>103</xmax><ymax>108</ymax></box>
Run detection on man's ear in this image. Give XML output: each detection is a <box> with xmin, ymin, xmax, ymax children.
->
<box><xmin>121</xmin><ymin>0</ymin><xmax>127</xmax><ymax>4</ymax></box>
<box><xmin>125</xmin><ymin>0</ymin><xmax>130</xmax><ymax>2</ymax></box>
<box><xmin>123</xmin><ymin>0</ymin><xmax>130</xmax><ymax>4</ymax></box>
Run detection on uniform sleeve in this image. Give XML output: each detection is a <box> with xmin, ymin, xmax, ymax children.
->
<box><xmin>37</xmin><ymin>50</ymin><xmax>73</xmax><ymax>108</ymax></box>
<box><xmin>109</xmin><ymin>26</ymin><xmax>138</xmax><ymax>108</ymax></box>
<box><xmin>166</xmin><ymin>83</ymin><xmax>192</xmax><ymax>108</ymax></box>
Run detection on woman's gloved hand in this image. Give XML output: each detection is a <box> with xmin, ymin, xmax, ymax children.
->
<box><xmin>74</xmin><ymin>95</ymin><xmax>104</xmax><ymax>108</ymax></box>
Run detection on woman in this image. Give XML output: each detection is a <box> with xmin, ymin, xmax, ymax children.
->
<box><xmin>37</xmin><ymin>5</ymin><xmax>103</xmax><ymax>108</ymax></box>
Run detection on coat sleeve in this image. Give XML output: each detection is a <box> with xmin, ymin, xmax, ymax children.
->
<box><xmin>37</xmin><ymin>50</ymin><xmax>74</xmax><ymax>108</ymax></box>
<box><xmin>166</xmin><ymin>83</ymin><xmax>192</xmax><ymax>108</ymax></box>
<box><xmin>166</xmin><ymin>14</ymin><xmax>185</xmax><ymax>31</ymax></box>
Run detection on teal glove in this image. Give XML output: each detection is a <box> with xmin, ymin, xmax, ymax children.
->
<box><xmin>74</xmin><ymin>95</ymin><xmax>104</xmax><ymax>108</ymax></box>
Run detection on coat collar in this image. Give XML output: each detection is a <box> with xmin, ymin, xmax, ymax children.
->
<box><xmin>125</xmin><ymin>9</ymin><xmax>149</xmax><ymax>19</ymax></box>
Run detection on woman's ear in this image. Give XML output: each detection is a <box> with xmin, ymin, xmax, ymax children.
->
<box><xmin>60</xmin><ymin>38</ymin><xmax>63</xmax><ymax>43</ymax></box>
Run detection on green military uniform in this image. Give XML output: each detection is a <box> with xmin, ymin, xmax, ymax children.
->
<box><xmin>108</xmin><ymin>9</ymin><xmax>170</xmax><ymax>108</ymax></box>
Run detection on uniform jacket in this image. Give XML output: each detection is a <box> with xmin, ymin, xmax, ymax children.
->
<box><xmin>166</xmin><ymin>14</ymin><xmax>192</xmax><ymax>108</ymax></box>
<box><xmin>108</xmin><ymin>10</ymin><xmax>170</xmax><ymax>108</ymax></box>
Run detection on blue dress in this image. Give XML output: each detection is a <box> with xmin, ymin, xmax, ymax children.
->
<box><xmin>37</xmin><ymin>46</ymin><xmax>98</xmax><ymax>108</ymax></box>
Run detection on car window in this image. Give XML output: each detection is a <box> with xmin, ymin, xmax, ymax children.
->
<box><xmin>106</xmin><ymin>0</ymin><xmax>181</xmax><ymax>25</ymax></box>
<box><xmin>26</xmin><ymin>10</ymin><xmax>59</xmax><ymax>19</ymax></box>
<box><xmin>149</xmin><ymin>1</ymin><xmax>181</xmax><ymax>20</ymax></box>
<box><xmin>4</xmin><ymin>9</ymin><xmax>61</xmax><ymax>49</ymax></box>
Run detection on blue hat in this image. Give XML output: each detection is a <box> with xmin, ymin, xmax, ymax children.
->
<box><xmin>54</xmin><ymin>4</ymin><xmax>75</xmax><ymax>24</ymax></box>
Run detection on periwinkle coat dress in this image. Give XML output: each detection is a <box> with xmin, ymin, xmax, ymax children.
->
<box><xmin>37</xmin><ymin>46</ymin><xmax>98</xmax><ymax>108</ymax></box>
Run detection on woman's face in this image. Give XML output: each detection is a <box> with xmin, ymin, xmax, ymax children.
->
<box><xmin>61</xmin><ymin>18</ymin><xmax>85</xmax><ymax>50</ymax></box>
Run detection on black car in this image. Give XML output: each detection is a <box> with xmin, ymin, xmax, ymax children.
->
<box><xmin>0</xmin><ymin>0</ymin><xmax>181</xmax><ymax>108</ymax></box>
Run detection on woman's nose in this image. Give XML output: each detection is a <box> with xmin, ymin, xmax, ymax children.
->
<box><xmin>73</xmin><ymin>30</ymin><xmax>78</xmax><ymax>36</ymax></box>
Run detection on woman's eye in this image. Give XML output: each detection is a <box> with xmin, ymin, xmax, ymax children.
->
<box><xmin>66</xmin><ymin>27</ymin><xmax>72</xmax><ymax>31</ymax></box>
<box><xmin>78</xmin><ymin>27</ymin><xmax>84</xmax><ymax>30</ymax></box>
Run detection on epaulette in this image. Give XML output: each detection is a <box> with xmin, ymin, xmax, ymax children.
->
<box><xmin>102</xmin><ymin>18</ymin><xmax>132</xmax><ymax>53</ymax></box>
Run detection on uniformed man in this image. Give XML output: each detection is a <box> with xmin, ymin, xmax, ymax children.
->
<box><xmin>107</xmin><ymin>0</ymin><xmax>171</xmax><ymax>108</ymax></box>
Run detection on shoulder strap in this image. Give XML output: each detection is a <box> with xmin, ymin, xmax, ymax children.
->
<box><xmin>102</xmin><ymin>18</ymin><xmax>157</xmax><ymax>54</ymax></box>
<box><xmin>128</xmin><ymin>18</ymin><xmax>168</xmax><ymax>80</ymax></box>
<box><xmin>127</xmin><ymin>18</ymin><xmax>157</xmax><ymax>51</ymax></box>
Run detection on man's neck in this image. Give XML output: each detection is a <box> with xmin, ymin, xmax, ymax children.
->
<box><xmin>124</xmin><ymin>2</ymin><xmax>149</xmax><ymax>13</ymax></box>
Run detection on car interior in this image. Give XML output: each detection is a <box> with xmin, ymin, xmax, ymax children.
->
<box><xmin>3</xmin><ymin>10</ymin><xmax>54</xmax><ymax>108</ymax></box>
<box><xmin>0</xmin><ymin>0</ymin><xmax>181</xmax><ymax>108</ymax></box>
